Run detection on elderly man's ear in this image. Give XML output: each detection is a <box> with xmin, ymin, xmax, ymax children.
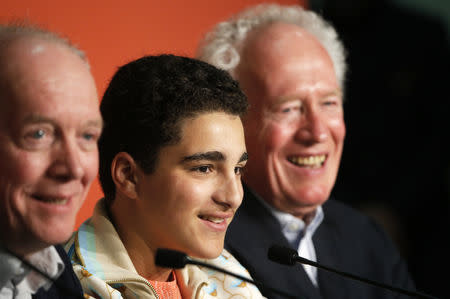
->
<box><xmin>111</xmin><ymin>152</ymin><xmax>139</xmax><ymax>200</ymax></box>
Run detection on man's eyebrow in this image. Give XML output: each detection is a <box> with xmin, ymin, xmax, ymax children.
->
<box><xmin>181</xmin><ymin>151</ymin><xmax>248</xmax><ymax>164</ymax></box>
<box><xmin>181</xmin><ymin>151</ymin><xmax>225</xmax><ymax>163</ymax></box>
<box><xmin>323</xmin><ymin>89</ymin><xmax>343</xmax><ymax>99</ymax></box>
<box><xmin>270</xmin><ymin>96</ymin><xmax>301</xmax><ymax>108</ymax></box>
<box><xmin>22</xmin><ymin>115</ymin><xmax>103</xmax><ymax>128</ymax></box>
<box><xmin>273</xmin><ymin>89</ymin><xmax>343</xmax><ymax>106</ymax></box>
<box><xmin>23</xmin><ymin>115</ymin><xmax>54</xmax><ymax>124</ymax></box>
<box><xmin>239</xmin><ymin>152</ymin><xmax>249</xmax><ymax>163</ymax></box>
<box><xmin>85</xmin><ymin>119</ymin><xmax>104</xmax><ymax>129</ymax></box>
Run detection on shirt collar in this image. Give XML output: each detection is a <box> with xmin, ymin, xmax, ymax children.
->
<box><xmin>0</xmin><ymin>248</ymin><xmax>24</xmax><ymax>290</ymax></box>
<box><xmin>255</xmin><ymin>195</ymin><xmax>324</xmax><ymax>244</ymax></box>
<box><xmin>0</xmin><ymin>245</ymin><xmax>65</xmax><ymax>295</ymax></box>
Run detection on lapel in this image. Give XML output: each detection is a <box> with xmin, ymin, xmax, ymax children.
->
<box><xmin>225</xmin><ymin>185</ymin><xmax>321</xmax><ymax>299</ymax></box>
<box><xmin>314</xmin><ymin>202</ymin><xmax>352</xmax><ymax>299</ymax></box>
<box><xmin>32</xmin><ymin>245</ymin><xmax>84</xmax><ymax>299</ymax></box>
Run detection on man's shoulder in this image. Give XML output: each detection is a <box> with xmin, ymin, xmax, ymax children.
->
<box><xmin>236</xmin><ymin>188</ymin><xmax>388</xmax><ymax>244</ymax></box>
<box><xmin>322</xmin><ymin>198</ymin><xmax>368</xmax><ymax>222</ymax></box>
<box><xmin>321</xmin><ymin>198</ymin><xmax>387</xmax><ymax>236</ymax></box>
<box><xmin>317</xmin><ymin>199</ymin><xmax>404</xmax><ymax>261</ymax></box>
<box><xmin>239</xmin><ymin>186</ymin><xmax>369</xmax><ymax>226</ymax></box>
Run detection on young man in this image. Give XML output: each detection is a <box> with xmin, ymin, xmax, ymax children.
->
<box><xmin>65</xmin><ymin>54</ymin><xmax>264</xmax><ymax>298</ymax></box>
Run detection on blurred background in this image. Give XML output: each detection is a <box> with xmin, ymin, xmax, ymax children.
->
<box><xmin>310</xmin><ymin>0</ymin><xmax>450</xmax><ymax>297</ymax></box>
<box><xmin>1</xmin><ymin>0</ymin><xmax>449</xmax><ymax>297</ymax></box>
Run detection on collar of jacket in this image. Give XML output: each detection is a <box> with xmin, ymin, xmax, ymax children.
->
<box><xmin>65</xmin><ymin>198</ymin><xmax>209</xmax><ymax>298</ymax></box>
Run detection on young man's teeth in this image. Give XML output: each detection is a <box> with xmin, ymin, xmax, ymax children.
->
<box><xmin>200</xmin><ymin>216</ymin><xmax>224</xmax><ymax>224</ymax></box>
<box><xmin>289</xmin><ymin>155</ymin><xmax>326</xmax><ymax>167</ymax></box>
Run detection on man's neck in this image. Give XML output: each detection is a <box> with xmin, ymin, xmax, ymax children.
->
<box><xmin>109</xmin><ymin>198</ymin><xmax>172</xmax><ymax>282</ymax></box>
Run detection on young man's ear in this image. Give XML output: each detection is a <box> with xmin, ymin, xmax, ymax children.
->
<box><xmin>111</xmin><ymin>152</ymin><xmax>139</xmax><ymax>199</ymax></box>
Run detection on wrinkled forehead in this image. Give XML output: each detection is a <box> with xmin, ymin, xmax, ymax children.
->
<box><xmin>242</xmin><ymin>23</ymin><xmax>331</xmax><ymax>72</ymax></box>
<box><xmin>0</xmin><ymin>33</ymin><xmax>85</xmax><ymax>63</ymax></box>
<box><xmin>0</xmin><ymin>36</ymin><xmax>88</xmax><ymax>84</ymax></box>
<box><xmin>237</xmin><ymin>23</ymin><xmax>338</xmax><ymax>101</ymax></box>
<box><xmin>0</xmin><ymin>38</ymin><xmax>97</xmax><ymax>127</ymax></box>
<box><xmin>247</xmin><ymin>23</ymin><xmax>309</xmax><ymax>49</ymax></box>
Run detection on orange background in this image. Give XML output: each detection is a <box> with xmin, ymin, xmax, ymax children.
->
<box><xmin>1</xmin><ymin>0</ymin><xmax>304</xmax><ymax>228</ymax></box>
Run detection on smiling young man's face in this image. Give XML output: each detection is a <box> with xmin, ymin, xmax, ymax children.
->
<box><xmin>133</xmin><ymin>112</ymin><xmax>247</xmax><ymax>259</ymax></box>
<box><xmin>236</xmin><ymin>23</ymin><xmax>346</xmax><ymax>219</ymax></box>
<box><xmin>0</xmin><ymin>38</ymin><xmax>101</xmax><ymax>255</ymax></box>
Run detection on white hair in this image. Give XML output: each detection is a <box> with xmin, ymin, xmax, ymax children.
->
<box><xmin>196</xmin><ymin>3</ymin><xmax>347</xmax><ymax>88</ymax></box>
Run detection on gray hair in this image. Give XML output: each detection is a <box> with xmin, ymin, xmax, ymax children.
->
<box><xmin>0</xmin><ymin>22</ymin><xmax>89</xmax><ymax>68</ymax></box>
<box><xmin>196</xmin><ymin>4</ymin><xmax>347</xmax><ymax>88</ymax></box>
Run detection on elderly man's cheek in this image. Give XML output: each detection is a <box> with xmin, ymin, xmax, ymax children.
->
<box><xmin>264</xmin><ymin>123</ymin><xmax>296</xmax><ymax>150</ymax></box>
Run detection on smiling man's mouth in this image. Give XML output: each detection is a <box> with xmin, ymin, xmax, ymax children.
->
<box><xmin>288</xmin><ymin>154</ymin><xmax>326</xmax><ymax>168</ymax></box>
<box><xmin>32</xmin><ymin>195</ymin><xmax>69</xmax><ymax>205</ymax></box>
<box><xmin>198</xmin><ymin>215</ymin><xmax>226</xmax><ymax>224</ymax></box>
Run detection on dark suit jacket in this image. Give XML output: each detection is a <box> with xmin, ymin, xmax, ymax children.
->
<box><xmin>32</xmin><ymin>245</ymin><xmax>83</xmax><ymax>299</ymax></box>
<box><xmin>225</xmin><ymin>186</ymin><xmax>415</xmax><ymax>299</ymax></box>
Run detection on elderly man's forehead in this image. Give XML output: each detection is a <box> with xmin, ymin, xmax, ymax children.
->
<box><xmin>1</xmin><ymin>36</ymin><xmax>91</xmax><ymax>86</ymax></box>
<box><xmin>243</xmin><ymin>23</ymin><xmax>324</xmax><ymax>61</ymax></box>
<box><xmin>0</xmin><ymin>36</ymin><xmax>97</xmax><ymax>121</ymax></box>
<box><xmin>2</xmin><ymin>37</ymin><xmax>64</xmax><ymax>63</ymax></box>
<box><xmin>245</xmin><ymin>23</ymin><xmax>305</xmax><ymax>44</ymax></box>
<box><xmin>0</xmin><ymin>40</ymin><xmax>73</xmax><ymax>99</ymax></box>
<box><xmin>0</xmin><ymin>36</ymin><xmax>88</xmax><ymax>76</ymax></box>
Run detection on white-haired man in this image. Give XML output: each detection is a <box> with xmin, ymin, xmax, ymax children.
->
<box><xmin>197</xmin><ymin>4</ymin><xmax>415</xmax><ymax>298</ymax></box>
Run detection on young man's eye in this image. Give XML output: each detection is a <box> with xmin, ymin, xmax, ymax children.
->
<box><xmin>193</xmin><ymin>165</ymin><xmax>212</xmax><ymax>173</ymax></box>
<box><xmin>234</xmin><ymin>166</ymin><xmax>245</xmax><ymax>175</ymax></box>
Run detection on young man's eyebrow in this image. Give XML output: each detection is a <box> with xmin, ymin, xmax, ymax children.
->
<box><xmin>239</xmin><ymin>152</ymin><xmax>249</xmax><ymax>163</ymax></box>
<box><xmin>181</xmin><ymin>151</ymin><xmax>248</xmax><ymax>163</ymax></box>
<box><xmin>181</xmin><ymin>151</ymin><xmax>225</xmax><ymax>163</ymax></box>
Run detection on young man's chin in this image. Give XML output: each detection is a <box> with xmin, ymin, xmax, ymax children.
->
<box><xmin>189</xmin><ymin>243</ymin><xmax>224</xmax><ymax>260</ymax></box>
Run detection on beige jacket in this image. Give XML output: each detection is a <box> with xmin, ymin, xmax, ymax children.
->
<box><xmin>65</xmin><ymin>199</ymin><xmax>264</xmax><ymax>299</ymax></box>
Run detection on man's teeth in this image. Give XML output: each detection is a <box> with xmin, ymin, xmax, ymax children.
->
<box><xmin>199</xmin><ymin>215</ymin><xmax>225</xmax><ymax>224</ymax></box>
<box><xmin>34</xmin><ymin>196</ymin><xmax>68</xmax><ymax>205</ymax></box>
<box><xmin>288</xmin><ymin>155</ymin><xmax>326</xmax><ymax>167</ymax></box>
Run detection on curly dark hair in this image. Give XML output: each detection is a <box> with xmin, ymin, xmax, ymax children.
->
<box><xmin>98</xmin><ymin>54</ymin><xmax>248</xmax><ymax>202</ymax></box>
